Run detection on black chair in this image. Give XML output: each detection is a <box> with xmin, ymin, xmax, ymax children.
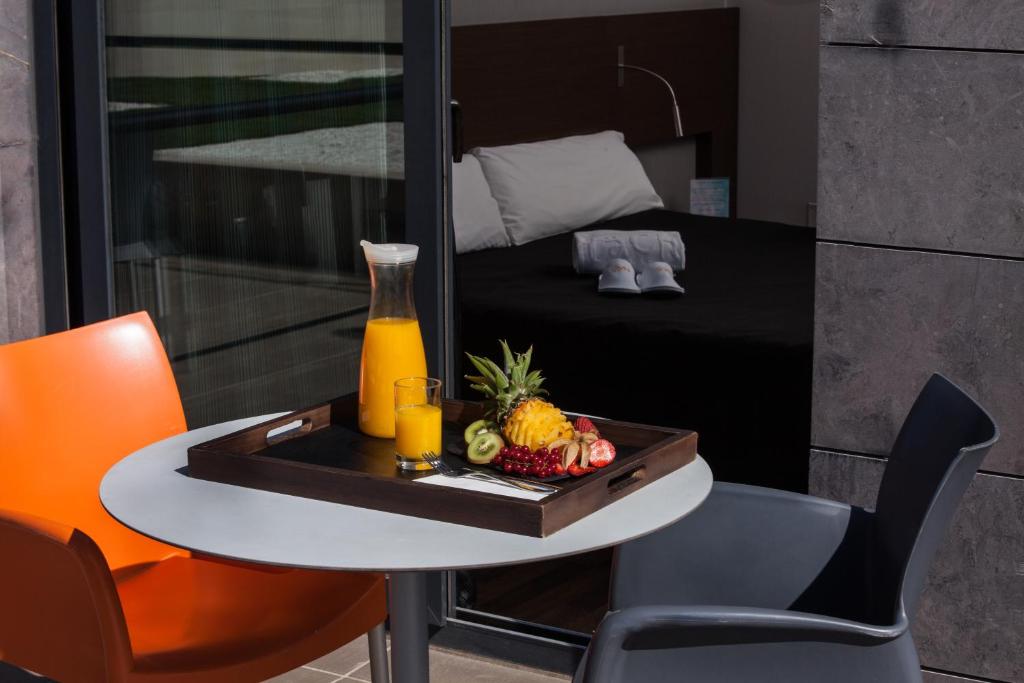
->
<box><xmin>576</xmin><ymin>374</ymin><xmax>998</xmax><ymax>683</ymax></box>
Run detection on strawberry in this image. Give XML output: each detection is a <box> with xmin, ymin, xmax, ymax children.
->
<box><xmin>588</xmin><ymin>439</ymin><xmax>616</xmax><ymax>468</ymax></box>
<box><xmin>568</xmin><ymin>463</ymin><xmax>598</xmax><ymax>477</ymax></box>
<box><xmin>574</xmin><ymin>416</ymin><xmax>600</xmax><ymax>437</ymax></box>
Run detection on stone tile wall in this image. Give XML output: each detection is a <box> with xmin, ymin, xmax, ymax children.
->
<box><xmin>0</xmin><ymin>0</ymin><xmax>42</xmax><ymax>344</ymax></box>
<box><xmin>814</xmin><ymin>2</ymin><xmax>1024</xmax><ymax>681</ymax></box>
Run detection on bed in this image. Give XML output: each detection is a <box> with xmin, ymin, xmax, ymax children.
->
<box><xmin>455</xmin><ymin>208</ymin><xmax>814</xmax><ymax>491</ymax></box>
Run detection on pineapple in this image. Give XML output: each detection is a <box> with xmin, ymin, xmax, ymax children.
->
<box><xmin>465</xmin><ymin>342</ymin><xmax>574</xmax><ymax>452</ymax></box>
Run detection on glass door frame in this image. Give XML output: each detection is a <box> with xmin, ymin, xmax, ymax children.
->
<box><xmin>35</xmin><ymin>0</ymin><xmax>455</xmax><ymax>627</ymax></box>
<box><xmin>35</xmin><ymin>0</ymin><xmax>451</xmax><ymax>384</ymax></box>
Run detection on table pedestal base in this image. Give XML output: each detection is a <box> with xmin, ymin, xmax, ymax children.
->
<box><xmin>388</xmin><ymin>571</ymin><xmax>430</xmax><ymax>683</ymax></box>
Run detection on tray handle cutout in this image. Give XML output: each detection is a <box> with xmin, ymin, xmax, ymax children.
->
<box><xmin>266</xmin><ymin>419</ymin><xmax>313</xmax><ymax>446</ymax></box>
<box><xmin>607</xmin><ymin>464</ymin><xmax>646</xmax><ymax>499</ymax></box>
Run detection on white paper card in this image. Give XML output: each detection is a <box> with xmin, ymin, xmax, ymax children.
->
<box><xmin>414</xmin><ymin>473</ymin><xmax>551</xmax><ymax>501</ymax></box>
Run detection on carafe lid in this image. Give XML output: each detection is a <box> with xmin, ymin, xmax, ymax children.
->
<box><xmin>360</xmin><ymin>240</ymin><xmax>419</xmax><ymax>264</ymax></box>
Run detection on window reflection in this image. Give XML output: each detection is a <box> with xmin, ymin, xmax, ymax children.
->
<box><xmin>104</xmin><ymin>0</ymin><xmax>402</xmax><ymax>428</ymax></box>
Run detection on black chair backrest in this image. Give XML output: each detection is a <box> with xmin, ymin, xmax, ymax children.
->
<box><xmin>873</xmin><ymin>374</ymin><xmax>998</xmax><ymax>622</ymax></box>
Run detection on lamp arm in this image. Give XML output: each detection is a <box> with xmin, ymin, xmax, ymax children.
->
<box><xmin>618</xmin><ymin>64</ymin><xmax>684</xmax><ymax>137</ymax></box>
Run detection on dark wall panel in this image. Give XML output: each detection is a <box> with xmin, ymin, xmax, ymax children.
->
<box><xmin>813</xmin><ymin>243</ymin><xmax>1024</xmax><ymax>476</ymax></box>
<box><xmin>0</xmin><ymin>0</ymin><xmax>43</xmax><ymax>344</ymax></box>
<box><xmin>818</xmin><ymin>3</ymin><xmax>1024</xmax><ymax>681</ymax></box>
<box><xmin>810</xmin><ymin>450</ymin><xmax>1024</xmax><ymax>683</ymax></box>
<box><xmin>807</xmin><ymin>448</ymin><xmax>881</xmax><ymax>508</ymax></box>
<box><xmin>819</xmin><ymin>46</ymin><xmax>1024</xmax><ymax>258</ymax></box>
<box><xmin>821</xmin><ymin>0</ymin><xmax>1024</xmax><ymax>51</ymax></box>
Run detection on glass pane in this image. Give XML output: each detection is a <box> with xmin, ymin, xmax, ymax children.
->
<box><xmin>104</xmin><ymin>0</ymin><xmax>402</xmax><ymax>428</ymax></box>
<box><xmin>450</xmin><ymin>4</ymin><xmax>817</xmax><ymax>639</ymax></box>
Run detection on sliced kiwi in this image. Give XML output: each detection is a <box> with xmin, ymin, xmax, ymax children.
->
<box><xmin>464</xmin><ymin>419</ymin><xmax>499</xmax><ymax>444</ymax></box>
<box><xmin>467</xmin><ymin>432</ymin><xmax>504</xmax><ymax>464</ymax></box>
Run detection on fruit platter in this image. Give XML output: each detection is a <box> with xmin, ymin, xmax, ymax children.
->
<box><xmin>457</xmin><ymin>341</ymin><xmax>617</xmax><ymax>481</ymax></box>
<box><xmin>188</xmin><ymin>354</ymin><xmax>697</xmax><ymax>537</ymax></box>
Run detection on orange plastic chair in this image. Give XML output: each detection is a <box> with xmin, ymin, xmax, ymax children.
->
<box><xmin>0</xmin><ymin>312</ymin><xmax>388</xmax><ymax>683</ymax></box>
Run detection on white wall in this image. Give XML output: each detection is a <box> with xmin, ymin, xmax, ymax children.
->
<box><xmin>731</xmin><ymin>0</ymin><xmax>818</xmax><ymax>226</ymax></box>
<box><xmin>635</xmin><ymin>141</ymin><xmax>698</xmax><ymax>212</ymax></box>
<box><xmin>452</xmin><ymin>0</ymin><xmax>818</xmax><ymax>226</ymax></box>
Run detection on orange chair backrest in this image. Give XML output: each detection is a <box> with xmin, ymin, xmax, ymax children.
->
<box><xmin>0</xmin><ymin>313</ymin><xmax>188</xmax><ymax>569</ymax></box>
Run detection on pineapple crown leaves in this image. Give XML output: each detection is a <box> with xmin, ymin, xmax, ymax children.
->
<box><xmin>464</xmin><ymin>341</ymin><xmax>549</xmax><ymax>419</ymax></box>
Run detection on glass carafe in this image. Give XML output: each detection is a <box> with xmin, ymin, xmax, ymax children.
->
<box><xmin>358</xmin><ymin>241</ymin><xmax>428</xmax><ymax>438</ymax></box>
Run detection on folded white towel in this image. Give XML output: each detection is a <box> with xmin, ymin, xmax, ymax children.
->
<box><xmin>572</xmin><ymin>230</ymin><xmax>685</xmax><ymax>274</ymax></box>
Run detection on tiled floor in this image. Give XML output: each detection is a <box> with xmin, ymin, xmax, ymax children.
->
<box><xmin>267</xmin><ymin>634</ymin><xmax>571</xmax><ymax>683</ymax></box>
<box><xmin>0</xmin><ymin>635</ymin><xmax>571</xmax><ymax>682</ymax></box>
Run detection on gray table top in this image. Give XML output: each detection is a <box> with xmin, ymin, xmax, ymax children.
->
<box><xmin>100</xmin><ymin>415</ymin><xmax>713</xmax><ymax>572</ymax></box>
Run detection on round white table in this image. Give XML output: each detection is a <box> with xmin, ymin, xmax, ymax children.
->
<box><xmin>100</xmin><ymin>416</ymin><xmax>713</xmax><ymax>683</ymax></box>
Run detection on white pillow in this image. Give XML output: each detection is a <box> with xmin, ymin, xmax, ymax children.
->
<box><xmin>452</xmin><ymin>155</ymin><xmax>510</xmax><ymax>254</ymax></box>
<box><xmin>473</xmin><ymin>131</ymin><xmax>664</xmax><ymax>246</ymax></box>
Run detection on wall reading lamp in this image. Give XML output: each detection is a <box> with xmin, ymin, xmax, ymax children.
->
<box><xmin>617</xmin><ymin>46</ymin><xmax>684</xmax><ymax>138</ymax></box>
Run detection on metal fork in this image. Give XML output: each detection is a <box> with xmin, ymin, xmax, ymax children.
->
<box><xmin>421</xmin><ymin>451</ymin><xmax>559</xmax><ymax>494</ymax></box>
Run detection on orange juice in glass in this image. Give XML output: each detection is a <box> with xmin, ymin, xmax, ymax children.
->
<box><xmin>394</xmin><ymin>377</ymin><xmax>442</xmax><ymax>471</ymax></box>
<box><xmin>358</xmin><ymin>241</ymin><xmax>428</xmax><ymax>438</ymax></box>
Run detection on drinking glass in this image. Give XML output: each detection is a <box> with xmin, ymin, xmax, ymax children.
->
<box><xmin>394</xmin><ymin>377</ymin><xmax>443</xmax><ymax>471</ymax></box>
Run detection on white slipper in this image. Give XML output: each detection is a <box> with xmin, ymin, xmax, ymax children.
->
<box><xmin>597</xmin><ymin>258</ymin><xmax>641</xmax><ymax>295</ymax></box>
<box><xmin>637</xmin><ymin>261</ymin><xmax>685</xmax><ymax>296</ymax></box>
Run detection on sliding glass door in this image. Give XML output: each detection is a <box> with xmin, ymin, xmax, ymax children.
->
<box><xmin>106</xmin><ymin>1</ymin><xmax>404</xmax><ymax>427</ymax></box>
<box><xmin>53</xmin><ymin>0</ymin><xmax>446</xmax><ymax>429</ymax></box>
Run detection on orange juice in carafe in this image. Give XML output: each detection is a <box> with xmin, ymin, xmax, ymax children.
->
<box><xmin>358</xmin><ymin>241</ymin><xmax>428</xmax><ymax>438</ymax></box>
<box><xmin>359</xmin><ymin>318</ymin><xmax>427</xmax><ymax>437</ymax></box>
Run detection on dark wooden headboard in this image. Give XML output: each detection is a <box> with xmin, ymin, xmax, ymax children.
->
<box><xmin>451</xmin><ymin>8</ymin><xmax>739</xmax><ymax>202</ymax></box>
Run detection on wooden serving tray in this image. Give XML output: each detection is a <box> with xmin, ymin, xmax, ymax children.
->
<box><xmin>187</xmin><ymin>395</ymin><xmax>697</xmax><ymax>537</ymax></box>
